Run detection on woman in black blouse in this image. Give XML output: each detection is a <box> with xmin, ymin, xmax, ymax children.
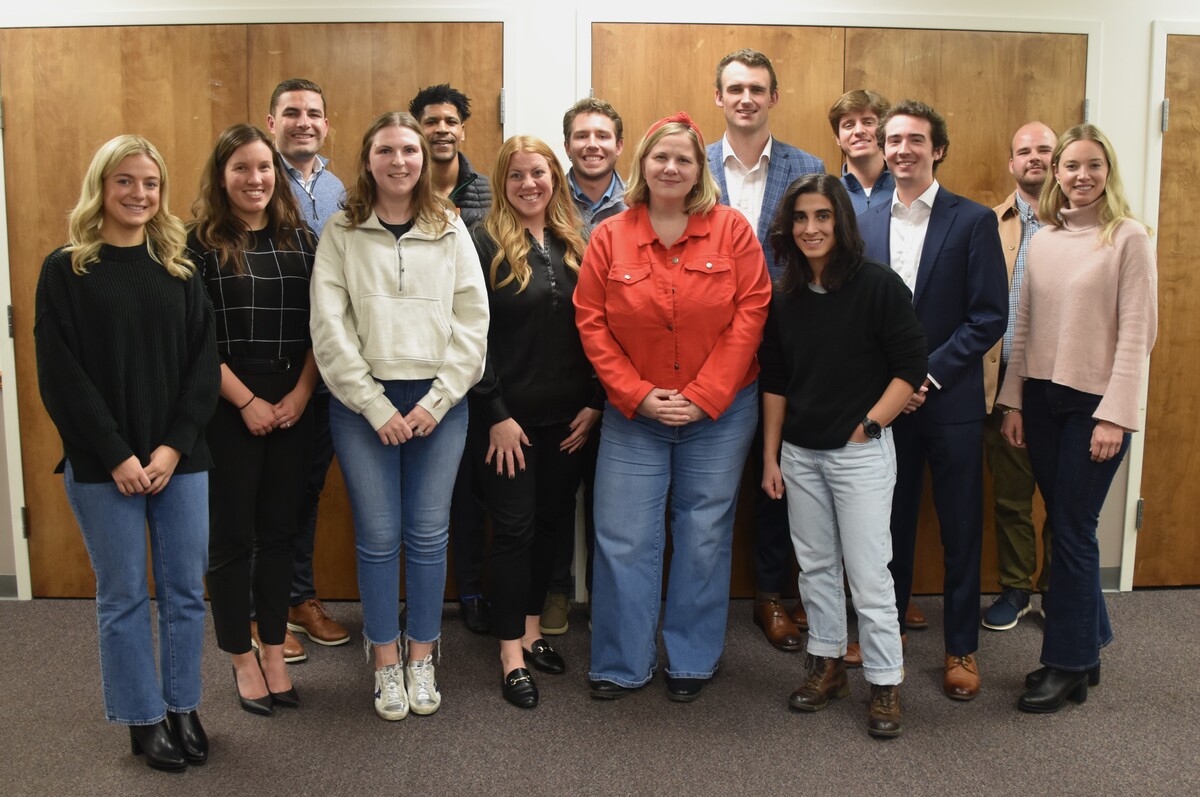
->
<box><xmin>188</xmin><ymin>124</ymin><xmax>318</xmax><ymax>715</ymax></box>
<box><xmin>470</xmin><ymin>135</ymin><xmax>598</xmax><ymax>707</ymax></box>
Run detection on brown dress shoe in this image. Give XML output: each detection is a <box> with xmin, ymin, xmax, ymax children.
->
<box><xmin>867</xmin><ymin>684</ymin><xmax>902</xmax><ymax>737</ymax></box>
<box><xmin>943</xmin><ymin>653</ymin><xmax>981</xmax><ymax>700</ymax></box>
<box><xmin>288</xmin><ymin>598</ymin><xmax>351</xmax><ymax>646</ymax></box>
<box><xmin>844</xmin><ymin>634</ymin><xmax>905</xmax><ymax>669</ymax></box>
<box><xmin>753</xmin><ymin>599</ymin><xmax>803</xmax><ymax>652</ymax></box>
<box><xmin>789</xmin><ymin>600</ymin><xmax>809</xmax><ymax>631</ymax></box>
<box><xmin>788</xmin><ymin>654</ymin><xmax>849</xmax><ymax>711</ymax></box>
<box><xmin>905</xmin><ymin>600</ymin><xmax>928</xmax><ymax>629</ymax></box>
<box><xmin>251</xmin><ymin>622</ymin><xmax>307</xmax><ymax>663</ymax></box>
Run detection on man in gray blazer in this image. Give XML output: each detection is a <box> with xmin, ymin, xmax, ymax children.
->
<box><xmin>705</xmin><ymin>47</ymin><xmax>824</xmax><ymax>653</ymax></box>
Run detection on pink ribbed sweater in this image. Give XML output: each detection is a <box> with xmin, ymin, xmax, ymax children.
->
<box><xmin>996</xmin><ymin>200</ymin><xmax>1157</xmax><ymax>430</ymax></box>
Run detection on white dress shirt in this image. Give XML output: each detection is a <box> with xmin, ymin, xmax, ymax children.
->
<box><xmin>888</xmin><ymin>179</ymin><xmax>940</xmax><ymax>296</ymax></box>
<box><xmin>721</xmin><ymin>134</ymin><xmax>773</xmax><ymax>232</ymax></box>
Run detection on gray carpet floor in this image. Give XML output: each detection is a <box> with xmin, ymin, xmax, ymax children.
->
<box><xmin>1</xmin><ymin>591</ymin><xmax>1197</xmax><ymax>796</ymax></box>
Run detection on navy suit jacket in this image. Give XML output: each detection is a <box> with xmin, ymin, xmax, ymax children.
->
<box><xmin>706</xmin><ymin>138</ymin><xmax>824</xmax><ymax>278</ymax></box>
<box><xmin>858</xmin><ymin>185</ymin><xmax>1007</xmax><ymax>424</ymax></box>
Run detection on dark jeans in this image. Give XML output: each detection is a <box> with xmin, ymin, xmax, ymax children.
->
<box><xmin>291</xmin><ymin>386</ymin><xmax>333</xmax><ymax>605</ymax></box>
<box><xmin>472</xmin><ymin>420</ymin><xmax>587</xmax><ymax>641</ymax></box>
<box><xmin>1022</xmin><ymin>379</ymin><xmax>1125</xmax><ymax>671</ymax></box>
<box><xmin>208</xmin><ymin>370</ymin><xmax>314</xmax><ymax>653</ymax></box>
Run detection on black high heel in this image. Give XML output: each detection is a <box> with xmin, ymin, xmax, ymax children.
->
<box><xmin>1025</xmin><ymin>662</ymin><xmax>1101</xmax><ymax>689</ymax></box>
<box><xmin>1018</xmin><ymin>668</ymin><xmax>1089</xmax><ymax>713</ymax></box>
<box><xmin>129</xmin><ymin>720</ymin><xmax>187</xmax><ymax>772</ymax></box>
<box><xmin>166</xmin><ymin>710</ymin><xmax>208</xmax><ymax>763</ymax></box>
<box><xmin>233</xmin><ymin>665</ymin><xmax>273</xmax><ymax>716</ymax></box>
<box><xmin>270</xmin><ymin>687</ymin><xmax>301</xmax><ymax>708</ymax></box>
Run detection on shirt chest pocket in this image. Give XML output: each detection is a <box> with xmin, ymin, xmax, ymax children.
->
<box><xmin>606</xmin><ymin>264</ymin><xmax>654</xmax><ymax>313</ymax></box>
<box><xmin>681</xmin><ymin>257</ymin><xmax>735</xmax><ymax>306</ymax></box>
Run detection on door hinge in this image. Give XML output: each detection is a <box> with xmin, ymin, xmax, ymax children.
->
<box><xmin>1082</xmin><ymin>98</ymin><xmax>1090</xmax><ymax>123</ymax></box>
<box><xmin>1162</xmin><ymin>99</ymin><xmax>1170</xmax><ymax>133</ymax></box>
<box><xmin>7</xmin><ymin>305</ymin><xmax>12</xmax><ymax>339</ymax></box>
<box><xmin>499</xmin><ymin>88</ymin><xmax>505</xmax><ymax>126</ymax></box>
<box><xmin>1135</xmin><ymin>497</ymin><xmax>1144</xmax><ymax>531</ymax></box>
<box><xmin>21</xmin><ymin>506</ymin><xmax>29</xmax><ymax>539</ymax></box>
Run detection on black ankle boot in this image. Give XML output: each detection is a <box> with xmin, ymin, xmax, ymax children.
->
<box><xmin>1018</xmin><ymin>667</ymin><xmax>1089</xmax><ymax>714</ymax></box>
<box><xmin>1025</xmin><ymin>662</ymin><xmax>1100</xmax><ymax>690</ymax></box>
<box><xmin>129</xmin><ymin>720</ymin><xmax>187</xmax><ymax>772</ymax></box>
<box><xmin>166</xmin><ymin>710</ymin><xmax>208</xmax><ymax>763</ymax></box>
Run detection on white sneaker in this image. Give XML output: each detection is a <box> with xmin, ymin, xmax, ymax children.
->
<box><xmin>374</xmin><ymin>663</ymin><xmax>409</xmax><ymax>720</ymax></box>
<box><xmin>406</xmin><ymin>654</ymin><xmax>441</xmax><ymax>715</ymax></box>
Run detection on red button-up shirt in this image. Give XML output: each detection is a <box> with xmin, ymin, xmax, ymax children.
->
<box><xmin>574</xmin><ymin>203</ymin><xmax>770</xmax><ymax>419</ymax></box>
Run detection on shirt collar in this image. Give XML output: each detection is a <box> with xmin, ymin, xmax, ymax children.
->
<box><xmin>281</xmin><ymin>154</ymin><xmax>326</xmax><ymax>181</ymax></box>
<box><xmin>569</xmin><ymin>169</ymin><xmax>619</xmax><ymax>209</ymax></box>
<box><xmin>891</xmin><ymin>178</ymin><xmax>940</xmax><ymax>214</ymax></box>
<box><xmin>632</xmin><ymin>204</ymin><xmax>712</xmax><ymax>246</ymax></box>
<box><xmin>840</xmin><ymin>162</ymin><xmax>889</xmax><ymax>191</ymax></box>
<box><xmin>1014</xmin><ymin>191</ymin><xmax>1038</xmax><ymax>224</ymax></box>
<box><xmin>720</xmin><ymin>133</ymin><xmax>773</xmax><ymax>170</ymax></box>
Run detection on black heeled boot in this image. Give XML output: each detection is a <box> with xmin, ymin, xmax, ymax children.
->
<box><xmin>129</xmin><ymin>720</ymin><xmax>187</xmax><ymax>772</ymax></box>
<box><xmin>166</xmin><ymin>710</ymin><xmax>208</xmax><ymax>763</ymax></box>
<box><xmin>1018</xmin><ymin>667</ymin><xmax>1089</xmax><ymax>713</ymax></box>
<box><xmin>1025</xmin><ymin>662</ymin><xmax>1101</xmax><ymax>690</ymax></box>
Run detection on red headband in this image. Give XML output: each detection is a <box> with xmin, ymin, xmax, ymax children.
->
<box><xmin>645</xmin><ymin>111</ymin><xmax>704</xmax><ymax>149</ymax></box>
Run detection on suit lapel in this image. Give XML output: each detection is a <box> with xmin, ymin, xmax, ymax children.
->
<box><xmin>758</xmin><ymin>146</ymin><xmax>790</xmax><ymax>242</ymax></box>
<box><xmin>914</xmin><ymin>187</ymin><xmax>957</xmax><ymax>306</ymax></box>
<box><xmin>708</xmin><ymin>145</ymin><xmax>730</xmax><ymax>205</ymax></box>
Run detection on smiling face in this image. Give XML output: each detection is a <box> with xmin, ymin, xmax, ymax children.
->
<box><xmin>504</xmin><ymin>150</ymin><xmax>554</xmax><ymax>228</ymax></box>
<box><xmin>836</xmin><ymin>109</ymin><xmax>882</xmax><ymax>162</ymax></box>
<box><xmin>643</xmin><ymin>132</ymin><xmax>700</xmax><ymax>206</ymax></box>
<box><xmin>565</xmin><ymin>112</ymin><xmax>623</xmax><ymax>182</ymax></box>
<box><xmin>883</xmin><ymin>113</ymin><xmax>943</xmax><ymax>193</ymax></box>
<box><xmin>418</xmin><ymin>102</ymin><xmax>465</xmax><ymax>164</ymax></box>
<box><xmin>1010</xmin><ymin>123</ymin><xmax>1057</xmax><ymax>199</ymax></box>
<box><xmin>267</xmin><ymin>90</ymin><xmax>329</xmax><ymax>163</ymax></box>
<box><xmin>222</xmin><ymin>140</ymin><xmax>275</xmax><ymax>228</ymax></box>
<box><xmin>792</xmin><ymin>192</ymin><xmax>837</xmax><ymax>272</ymax></box>
<box><xmin>369</xmin><ymin>125</ymin><xmax>424</xmax><ymax>205</ymax></box>
<box><xmin>101</xmin><ymin>153</ymin><xmax>161</xmax><ymax>244</ymax></box>
<box><xmin>1054</xmin><ymin>139</ymin><xmax>1108</xmax><ymax>208</ymax></box>
<box><xmin>715</xmin><ymin>61</ymin><xmax>778</xmax><ymax>135</ymax></box>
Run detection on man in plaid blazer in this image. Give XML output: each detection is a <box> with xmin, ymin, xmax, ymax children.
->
<box><xmin>705</xmin><ymin>48</ymin><xmax>824</xmax><ymax>653</ymax></box>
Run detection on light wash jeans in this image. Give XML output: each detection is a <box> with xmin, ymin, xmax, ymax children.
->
<box><xmin>329</xmin><ymin>379</ymin><xmax>467</xmax><ymax>647</ymax></box>
<box><xmin>64</xmin><ymin>463</ymin><xmax>209</xmax><ymax>724</ymax></box>
<box><xmin>589</xmin><ymin>383</ymin><xmax>757</xmax><ymax>686</ymax></box>
<box><xmin>781</xmin><ymin>429</ymin><xmax>904</xmax><ymax>685</ymax></box>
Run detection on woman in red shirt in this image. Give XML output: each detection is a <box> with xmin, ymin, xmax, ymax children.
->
<box><xmin>575</xmin><ymin>112</ymin><xmax>770</xmax><ymax>702</ymax></box>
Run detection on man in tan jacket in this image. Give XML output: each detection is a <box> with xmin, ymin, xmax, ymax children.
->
<box><xmin>983</xmin><ymin>121</ymin><xmax>1057</xmax><ymax>630</ymax></box>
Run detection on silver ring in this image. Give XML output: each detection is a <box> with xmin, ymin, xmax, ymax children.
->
<box><xmin>283</xmin><ymin>422</ymin><xmax>291</xmax><ymax>428</ymax></box>
<box><xmin>415</xmin><ymin>429</ymin><xmax>425</xmax><ymax>437</ymax></box>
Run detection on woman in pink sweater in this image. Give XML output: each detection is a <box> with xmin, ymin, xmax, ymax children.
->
<box><xmin>998</xmin><ymin>124</ymin><xmax>1157</xmax><ymax>714</ymax></box>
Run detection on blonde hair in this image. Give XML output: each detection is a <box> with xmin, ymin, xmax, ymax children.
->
<box><xmin>624</xmin><ymin>122</ymin><xmax>719</xmax><ymax>215</ymax></box>
<box><xmin>1040</xmin><ymin>124</ymin><xmax>1150</xmax><ymax>245</ymax></box>
<box><xmin>342</xmin><ymin>111</ymin><xmax>454</xmax><ymax>234</ymax></box>
<box><xmin>482</xmin><ymin>136</ymin><xmax>586</xmax><ymax>293</ymax></box>
<box><xmin>65</xmin><ymin>135</ymin><xmax>192</xmax><ymax>278</ymax></box>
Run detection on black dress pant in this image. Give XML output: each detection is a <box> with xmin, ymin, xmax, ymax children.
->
<box><xmin>450</xmin><ymin>413</ymin><xmax>488</xmax><ymax>597</ymax></box>
<box><xmin>207</xmin><ymin>368</ymin><xmax>314</xmax><ymax>654</ymax></box>
<box><xmin>472</xmin><ymin>420</ymin><xmax>586</xmax><ymax>641</ymax></box>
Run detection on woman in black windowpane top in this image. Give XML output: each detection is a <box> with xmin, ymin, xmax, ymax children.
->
<box><xmin>188</xmin><ymin>124</ymin><xmax>318</xmax><ymax>717</ymax></box>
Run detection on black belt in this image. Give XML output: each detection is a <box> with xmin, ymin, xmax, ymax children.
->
<box><xmin>226</xmin><ymin>355</ymin><xmax>295</xmax><ymax>374</ymax></box>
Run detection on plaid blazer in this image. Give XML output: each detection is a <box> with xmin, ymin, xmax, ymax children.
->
<box><xmin>706</xmin><ymin>137</ymin><xmax>824</xmax><ymax>278</ymax></box>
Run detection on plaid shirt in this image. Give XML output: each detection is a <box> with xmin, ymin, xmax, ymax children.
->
<box><xmin>1003</xmin><ymin>193</ymin><xmax>1043</xmax><ymax>363</ymax></box>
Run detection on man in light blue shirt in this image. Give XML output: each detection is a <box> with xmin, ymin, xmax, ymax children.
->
<box><xmin>563</xmin><ymin>97</ymin><xmax>627</xmax><ymax>232</ymax></box>
<box><xmin>829</xmin><ymin>89</ymin><xmax>894</xmax><ymax>216</ymax></box>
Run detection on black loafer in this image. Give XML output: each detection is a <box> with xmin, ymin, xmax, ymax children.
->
<box><xmin>461</xmin><ymin>596</ymin><xmax>491</xmax><ymax>635</ymax></box>
<box><xmin>502</xmin><ymin>667</ymin><xmax>539</xmax><ymax>708</ymax></box>
<box><xmin>270</xmin><ymin>686</ymin><xmax>301</xmax><ymax>708</ymax></box>
<box><xmin>165</xmin><ymin>710</ymin><xmax>208</xmax><ymax>764</ymax></box>
<box><xmin>523</xmin><ymin>638</ymin><xmax>566</xmax><ymax>675</ymax></box>
<box><xmin>588</xmin><ymin>678</ymin><xmax>640</xmax><ymax>700</ymax></box>
<box><xmin>665</xmin><ymin>675</ymin><xmax>709</xmax><ymax>703</ymax></box>
<box><xmin>129</xmin><ymin>720</ymin><xmax>187</xmax><ymax>772</ymax></box>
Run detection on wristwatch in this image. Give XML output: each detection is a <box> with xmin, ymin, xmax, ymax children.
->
<box><xmin>861</xmin><ymin>416</ymin><xmax>882</xmax><ymax>439</ymax></box>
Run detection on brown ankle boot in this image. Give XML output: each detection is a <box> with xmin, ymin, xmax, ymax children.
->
<box><xmin>867</xmin><ymin>684</ymin><xmax>902</xmax><ymax>738</ymax></box>
<box><xmin>788</xmin><ymin>654</ymin><xmax>849</xmax><ymax>712</ymax></box>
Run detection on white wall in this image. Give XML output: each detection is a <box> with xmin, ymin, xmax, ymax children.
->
<box><xmin>3</xmin><ymin>0</ymin><xmax>1196</xmax><ymax>591</ymax></box>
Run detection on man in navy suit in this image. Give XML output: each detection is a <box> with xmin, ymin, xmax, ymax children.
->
<box><xmin>705</xmin><ymin>48</ymin><xmax>824</xmax><ymax>652</ymax></box>
<box><xmin>858</xmin><ymin>99</ymin><xmax>1007</xmax><ymax>701</ymax></box>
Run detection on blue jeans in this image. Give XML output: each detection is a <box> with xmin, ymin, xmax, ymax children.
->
<box><xmin>781</xmin><ymin>431</ymin><xmax>903</xmax><ymax>685</ymax></box>
<box><xmin>63</xmin><ymin>463</ymin><xmax>209</xmax><ymax>725</ymax></box>
<box><xmin>329</xmin><ymin>379</ymin><xmax>467</xmax><ymax>647</ymax></box>
<box><xmin>589</xmin><ymin>383</ymin><xmax>757</xmax><ymax>686</ymax></box>
<box><xmin>1021</xmin><ymin>380</ymin><xmax>1125</xmax><ymax>671</ymax></box>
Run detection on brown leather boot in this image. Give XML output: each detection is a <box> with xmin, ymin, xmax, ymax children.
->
<box><xmin>788</xmin><ymin>654</ymin><xmax>849</xmax><ymax>711</ymax></box>
<box><xmin>867</xmin><ymin>684</ymin><xmax>902</xmax><ymax>738</ymax></box>
<box><xmin>754</xmin><ymin>598</ymin><xmax>803</xmax><ymax>652</ymax></box>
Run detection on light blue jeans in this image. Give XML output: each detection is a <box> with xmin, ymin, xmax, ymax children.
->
<box><xmin>589</xmin><ymin>383</ymin><xmax>757</xmax><ymax>686</ymax></box>
<box><xmin>63</xmin><ymin>463</ymin><xmax>209</xmax><ymax>724</ymax></box>
<box><xmin>329</xmin><ymin>379</ymin><xmax>467</xmax><ymax>647</ymax></box>
<box><xmin>781</xmin><ymin>430</ymin><xmax>904</xmax><ymax>685</ymax></box>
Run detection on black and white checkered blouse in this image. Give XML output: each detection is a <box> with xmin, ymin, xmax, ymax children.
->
<box><xmin>188</xmin><ymin>227</ymin><xmax>315</xmax><ymax>361</ymax></box>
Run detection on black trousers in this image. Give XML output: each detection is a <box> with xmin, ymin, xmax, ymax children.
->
<box><xmin>207</xmin><ymin>369</ymin><xmax>314</xmax><ymax>654</ymax></box>
<box><xmin>751</xmin><ymin>399</ymin><xmax>796</xmax><ymax>595</ymax></box>
<box><xmin>291</xmin><ymin>386</ymin><xmax>333</xmax><ymax>605</ymax></box>
<box><xmin>547</xmin><ymin>427</ymin><xmax>599</xmax><ymax>596</ymax></box>
<box><xmin>471</xmin><ymin>420</ymin><xmax>587</xmax><ymax>641</ymax></box>
<box><xmin>450</xmin><ymin>413</ymin><xmax>489</xmax><ymax>597</ymax></box>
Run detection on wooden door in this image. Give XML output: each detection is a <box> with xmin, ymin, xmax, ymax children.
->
<box><xmin>3</xmin><ymin>21</ymin><xmax>504</xmax><ymax>598</ymax></box>
<box><xmin>1136</xmin><ymin>34</ymin><xmax>1200</xmax><ymax>586</ymax></box>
